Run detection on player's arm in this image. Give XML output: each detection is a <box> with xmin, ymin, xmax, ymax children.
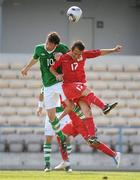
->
<box><xmin>50</xmin><ymin>57</ymin><xmax>63</xmax><ymax>81</ymax></box>
<box><xmin>84</xmin><ymin>45</ymin><xmax>122</xmax><ymax>59</ymax></box>
<box><xmin>21</xmin><ymin>46</ymin><xmax>39</xmax><ymax>76</ymax></box>
<box><xmin>36</xmin><ymin>87</ymin><xmax>44</xmax><ymax>116</ymax></box>
<box><xmin>100</xmin><ymin>45</ymin><xmax>122</xmax><ymax>55</ymax></box>
<box><xmin>21</xmin><ymin>58</ymin><xmax>37</xmax><ymax>76</ymax></box>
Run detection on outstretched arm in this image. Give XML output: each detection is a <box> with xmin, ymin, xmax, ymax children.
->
<box><xmin>100</xmin><ymin>45</ymin><xmax>122</xmax><ymax>56</ymax></box>
<box><xmin>21</xmin><ymin>58</ymin><xmax>37</xmax><ymax>76</ymax></box>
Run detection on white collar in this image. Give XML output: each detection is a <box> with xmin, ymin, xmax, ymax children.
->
<box><xmin>44</xmin><ymin>45</ymin><xmax>57</xmax><ymax>54</ymax></box>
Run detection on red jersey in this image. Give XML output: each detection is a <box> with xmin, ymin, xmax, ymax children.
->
<box><xmin>52</xmin><ymin>50</ymin><xmax>101</xmax><ymax>83</ymax></box>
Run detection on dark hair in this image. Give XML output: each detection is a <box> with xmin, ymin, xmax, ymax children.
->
<box><xmin>47</xmin><ymin>32</ymin><xmax>60</xmax><ymax>45</ymax></box>
<box><xmin>71</xmin><ymin>40</ymin><xmax>85</xmax><ymax>51</ymax></box>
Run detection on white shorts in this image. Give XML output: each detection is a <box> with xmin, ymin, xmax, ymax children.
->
<box><xmin>44</xmin><ymin>82</ymin><xmax>66</xmax><ymax>109</ymax></box>
<box><xmin>44</xmin><ymin>112</ymin><xmax>70</xmax><ymax>136</ymax></box>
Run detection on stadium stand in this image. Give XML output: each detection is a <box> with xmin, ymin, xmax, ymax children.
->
<box><xmin>0</xmin><ymin>60</ymin><xmax>140</xmax><ymax>157</ymax></box>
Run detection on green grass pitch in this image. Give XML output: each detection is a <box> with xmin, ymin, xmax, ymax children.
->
<box><xmin>0</xmin><ymin>171</ymin><xmax>140</xmax><ymax>180</ymax></box>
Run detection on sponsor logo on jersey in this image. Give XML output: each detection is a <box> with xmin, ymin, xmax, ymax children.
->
<box><xmin>41</xmin><ymin>53</ymin><xmax>46</xmax><ymax>56</ymax></box>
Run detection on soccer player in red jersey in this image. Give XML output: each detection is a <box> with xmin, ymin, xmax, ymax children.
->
<box><xmin>50</xmin><ymin>41</ymin><xmax>122</xmax><ymax>169</ymax></box>
<box><xmin>50</xmin><ymin>41</ymin><xmax>122</xmax><ymax>118</ymax></box>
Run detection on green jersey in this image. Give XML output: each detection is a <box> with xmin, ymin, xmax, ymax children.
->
<box><xmin>33</xmin><ymin>43</ymin><xmax>69</xmax><ymax>87</ymax></box>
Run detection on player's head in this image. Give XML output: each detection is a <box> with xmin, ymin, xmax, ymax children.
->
<box><xmin>45</xmin><ymin>32</ymin><xmax>60</xmax><ymax>51</ymax></box>
<box><xmin>71</xmin><ymin>40</ymin><xmax>85</xmax><ymax>60</ymax></box>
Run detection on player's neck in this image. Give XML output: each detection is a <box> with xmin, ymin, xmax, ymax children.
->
<box><xmin>68</xmin><ymin>51</ymin><xmax>82</xmax><ymax>61</ymax></box>
<box><xmin>44</xmin><ymin>45</ymin><xmax>57</xmax><ymax>54</ymax></box>
<box><xmin>68</xmin><ymin>51</ymin><xmax>77</xmax><ymax>60</ymax></box>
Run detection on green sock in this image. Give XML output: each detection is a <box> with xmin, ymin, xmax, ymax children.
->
<box><xmin>43</xmin><ymin>143</ymin><xmax>51</xmax><ymax>165</ymax></box>
<box><xmin>51</xmin><ymin>117</ymin><xmax>65</xmax><ymax>141</ymax></box>
<box><xmin>67</xmin><ymin>143</ymin><xmax>72</xmax><ymax>156</ymax></box>
<box><xmin>73</xmin><ymin>105</ymin><xmax>85</xmax><ymax>120</ymax></box>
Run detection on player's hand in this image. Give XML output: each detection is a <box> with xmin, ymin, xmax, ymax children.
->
<box><xmin>21</xmin><ymin>68</ymin><xmax>28</xmax><ymax>76</ymax></box>
<box><xmin>56</xmin><ymin>74</ymin><xmax>63</xmax><ymax>81</ymax></box>
<box><xmin>36</xmin><ymin>107</ymin><xmax>43</xmax><ymax>116</ymax></box>
<box><xmin>114</xmin><ymin>45</ymin><xmax>122</xmax><ymax>52</ymax></box>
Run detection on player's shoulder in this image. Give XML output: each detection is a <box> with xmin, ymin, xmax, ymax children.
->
<box><xmin>83</xmin><ymin>49</ymin><xmax>100</xmax><ymax>53</ymax></box>
<box><xmin>35</xmin><ymin>43</ymin><xmax>45</xmax><ymax>48</ymax></box>
<box><xmin>57</xmin><ymin>53</ymin><xmax>69</xmax><ymax>63</ymax></box>
<box><xmin>57</xmin><ymin>43</ymin><xmax>69</xmax><ymax>49</ymax></box>
<box><xmin>83</xmin><ymin>49</ymin><xmax>90</xmax><ymax>53</ymax></box>
<box><xmin>61</xmin><ymin>52</ymin><xmax>69</xmax><ymax>59</ymax></box>
<box><xmin>82</xmin><ymin>49</ymin><xmax>96</xmax><ymax>55</ymax></box>
<box><xmin>35</xmin><ymin>43</ymin><xmax>45</xmax><ymax>50</ymax></box>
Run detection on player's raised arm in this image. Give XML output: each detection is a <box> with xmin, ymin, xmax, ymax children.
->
<box><xmin>21</xmin><ymin>45</ymin><xmax>39</xmax><ymax>76</ymax></box>
<box><xmin>21</xmin><ymin>58</ymin><xmax>37</xmax><ymax>76</ymax></box>
<box><xmin>100</xmin><ymin>45</ymin><xmax>122</xmax><ymax>56</ymax></box>
<box><xmin>84</xmin><ymin>49</ymin><xmax>101</xmax><ymax>59</ymax></box>
<box><xmin>84</xmin><ymin>45</ymin><xmax>122</xmax><ymax>59</ymax></box>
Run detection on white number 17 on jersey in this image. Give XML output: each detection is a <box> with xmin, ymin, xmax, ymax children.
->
<box><xmin>71</xmin><ymin>62</ymin><xmax>78</xmax><ymax>71</ymax></box>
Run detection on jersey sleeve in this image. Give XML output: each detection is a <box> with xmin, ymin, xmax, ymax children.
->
<box><xmin>52</xmin><ymin>56</ymin><xmax>63</xmax><ymax>69</ymax></box>
<box><xmin>33</xmin><ymin>46</ymin><xmax>39</xmax><ymax>61</ymax></box>
<box><xmin>84</xmin><ymin>49</ymin><xmax>101</xmax><ymax>59</ymax></box>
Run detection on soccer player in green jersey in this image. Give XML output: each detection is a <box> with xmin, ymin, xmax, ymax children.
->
<box><xmin>21</xmin><ymin>32</ymin><xmax>72</xmax><ymax>151</ymax></box>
